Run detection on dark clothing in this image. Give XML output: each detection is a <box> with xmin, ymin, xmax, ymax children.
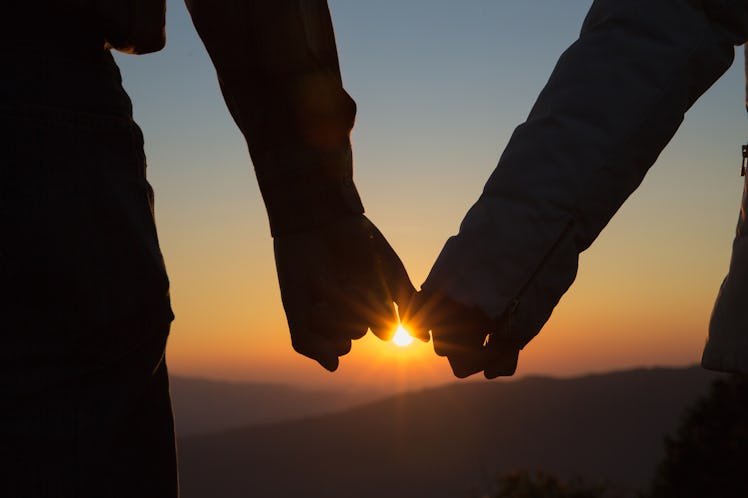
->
<box><xmin>1</xmin><ymin>15</ymin><xmax>176</xmax><ymax>497</ymax></box>
<box><xmin>3</xmin><ymin>1</ymin><xmax>166</xmax><ymax>56</ymax></box>
<box><xmin>186</xmin><ymin>0</ymin><xmax>364</xmax><ymax>237</ymax></box>
<box><xmin>2</xmin><ymin>0</ymin><xmax>356</xmax><ymax>495</ymax></box>
<box><xmin>0</xmin><ymin>331</ymin><xmax>177</xmax><ymax>498</ymax></box>
<box><xmin>1</xmin><ymin>49</ymin><xmax>174</xmax><ymax>397</ymax></box>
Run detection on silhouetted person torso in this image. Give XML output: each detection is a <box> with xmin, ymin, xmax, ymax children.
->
<box><xmin>2</xmin><ymin>2</ymin><xmax>173</xmax><ymax>394</ymax></box>
<box><xmin>1</xmin><ymin>3</ymin><xmax>177</xmax><ymax>497</ymax></box>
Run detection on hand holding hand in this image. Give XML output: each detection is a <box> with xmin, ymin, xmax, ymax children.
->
<box><xmin>404</xmin><ymin>291</ymin><xmax>520</xmax><ymax>378</ymax></box>
<box><xmin>274</xmin><ymin>215</ymin><xmax>417</xmax><ymax>371</ymax></box>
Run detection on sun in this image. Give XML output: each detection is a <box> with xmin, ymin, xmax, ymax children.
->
<box><xmin>391</xmin><ymin>325</ymin><xmax>414</xmax><ymax>347</ymax></box>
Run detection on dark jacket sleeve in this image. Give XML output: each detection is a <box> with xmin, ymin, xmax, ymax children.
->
<box><xmin>186</xmin><ymin>0</ymin><xmax>364</xmax><ymax>237</ymax></box>
<box><xmin>423</xmin><ymin>0</ymin><xmax>748</xmax><ymax>348</ymax></box>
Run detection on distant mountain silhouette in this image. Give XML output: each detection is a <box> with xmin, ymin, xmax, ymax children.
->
<box><xmin>177</xmin><ymin>367</ymin><xmax>722</xmax><ymax>498</ymax></box>
<box><xmin>170</xmin><ymin>377</ymin><xmax>385</xmax><ymax>436</ymax></box>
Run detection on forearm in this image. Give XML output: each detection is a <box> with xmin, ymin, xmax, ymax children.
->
<box><xmin>424</xmin><ymin>0</ymin><xmax>748</xmax><ymax>347</ymax></box>
<box><xmin>188</xmin><ymin>0</ymin><xmax>363</xmax><ymax>236</ymax></box>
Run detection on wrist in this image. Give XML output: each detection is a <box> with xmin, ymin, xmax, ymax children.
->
<box><xmin>253</xmin><ymin>144</ymin><xmax>364</xmax><ymax>237</ymax></box>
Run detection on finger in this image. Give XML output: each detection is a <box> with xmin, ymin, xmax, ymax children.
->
<box><xmin>400</xmin><ymin>291</ymin><xmax>441</xmax><ymax>342</ymax></box>
<box><xmin>367</xmin><ymin>287</ymin><xmax>399</xmax><ymax>341</ymax></box>
<box><xmin>432</xmin><ymin>329</ymin><xmax>461</xmax><ymax>357</ymax></box>
<box><xmin>431</xmin><ymin>313</ymin><xmax>488</xmax><ymax>355</ymax></box>
<box><xmin>433</xmin><ymin>328</ymin><xmax>488</xmax><ymax>358</ymax></box>
<box><xmin>309</xmin><ymin>300</ymin><xmax>368</xmax><ymax>342</ymax></box>
<box><xmin>429</xmin><ymin>297</ymin><xmax>492</xmax><ymax>379</ymax></box>
<box><xmin>448</xmin><ymin>350</ymin><xmax>486</xmax><ymax>379</ymax></box>
<box><xmin>279</xmin><ymin>290</ymin><xmax>344</xmax><ymax>371</ymax></box>
<box><xmin>390</xmin><ymin>285</ymin><xmax>430</xmax><ymax>342</ymax></box>
<box><xmin>483</xmin><ymin>353</ymin><xmax>519</xmax><ymax>378</ymax></box>
<box><xmin>285</xmin><ymin>297</ymin><xmax>351</xmax><ymax>371</ymax></box>
<box><xmin>369</xmin><ymin>304</ymin><xmax>398</xmax><ymax>341</ymax></box>
<box><xmin>363</xmin><ymin>219</ymin><xmax>423</xmax><ymax>340</ymax></box>
<box><xmin>400</xmin><ymin>292</ymin><xmax>431</xmax><ymax>342</ymax></box>
<box><xmin>426</xmin><ymin>301</ymin><xmax>488</xmax><ymax>377</ymax></box>
<box><xmin>483</xmin><ymin>334</ymin><xmax>520</xmax><ymax>379</ymax></box>
<box><xmin>291</xmin><ymin>315</ymin><xmax>353</xmax><ymax>371</ymax></box>
<box><xmin>333</xmin><ymin>270</ymin><xmax>398</xmax><ymax>342</ymax></box>
<box><xmin>291</xmin><ymin>332</ymin><xmax>340</xmax><ymax>372</ymax></box>
<box><xmin>305</xmin><ymin>260</ymin><xmax>370</xmax><ymax>342</ymax></box>
<box><xmin>330</xmin><ymin>337</ymin><xmax>353</xmax><ymax>357</ymax></box>
<box><xmin>376</xmin><ymin>235</ymin><xmax>417</xmax><ymax>311</ymax></box>
<box><xmin>319</xmin><ymin>356</ymin><xmax>339</xmax><ymax>372</ymax></box>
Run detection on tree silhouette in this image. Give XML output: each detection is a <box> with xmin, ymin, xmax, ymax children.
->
<box><xmin>648</xmin><ymin>374</ymin><xmax>748</xmax><ymax>498</ymax></box>
<box><xmin>486</xmin><ymin>470</ymin><xmax>614</xmax><ymax>498</ymax></box>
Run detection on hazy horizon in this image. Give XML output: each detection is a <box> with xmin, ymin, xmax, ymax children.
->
<box><xmin>168</xmin><ymin>358</ymin><xmax>707</xmax><ymax>394</ymax></box>
<box><xmin>174</xmin><ymin>365</ymin><xmax>723</xmax><ymax>498</ymax></box>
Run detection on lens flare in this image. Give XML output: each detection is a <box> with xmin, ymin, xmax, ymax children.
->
<box><xmin>392</xmin><ymin>325</ymin><xmax>414</xmax><ymax>347</ymax></box>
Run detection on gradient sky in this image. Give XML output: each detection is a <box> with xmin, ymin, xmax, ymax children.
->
<box><xmin>114</xmin><ymin>0</ymin><xmax>748</xmax><ymax>391</ymax></box>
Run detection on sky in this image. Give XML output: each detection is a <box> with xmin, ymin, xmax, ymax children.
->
<box><xmin>114</xmin><ymin>0</ymin><xmax>748</xmax><ymax>391</ymax></box>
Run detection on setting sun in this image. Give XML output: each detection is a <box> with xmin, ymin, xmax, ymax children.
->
<box><xmin>392</xmin><ymin>325</ymin><xmax>414</xmax><ymax>347</ymax></box>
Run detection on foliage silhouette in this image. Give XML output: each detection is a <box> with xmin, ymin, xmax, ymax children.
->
<box><xmin>486</xmin><ymin>470</ymin><xmax>617</xmax><ymax>498</ymax></box>
<box><xmin>648</xmin><ymin>374</ymin><xmax>748</xmax><ymax>498</ymax></box>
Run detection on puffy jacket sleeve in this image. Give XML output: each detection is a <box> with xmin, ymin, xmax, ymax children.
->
<box><xmin>422</xmin><ymin>0</ymin><xmax>748</xmax><ymax>348</ymax></box>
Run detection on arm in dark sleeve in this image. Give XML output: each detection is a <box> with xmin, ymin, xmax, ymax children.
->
<box><xmin>185</xmin><ymin>1</ymin><xmax>417</xmax><ymax>371</ymax></box>
<box><xmin>186</xmin><ymin>0</ymin><xmax>363</xmax><ymax>237</ymax></box>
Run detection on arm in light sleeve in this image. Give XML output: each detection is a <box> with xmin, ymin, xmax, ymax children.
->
<box><xmin>423</xmin><ymin>0</ymin><xmax>748</xmax><ymax>349</ymax></box>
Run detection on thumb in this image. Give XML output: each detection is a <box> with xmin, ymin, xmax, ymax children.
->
<box><xmin>398</xmin><ymin>290</ymin><xmax>432</xmax><ymax>342</ymax></box>
<box><xmin>371</xmin><ymin>228</ymin><xmax>426</xmax><ymax>341</ymax></box>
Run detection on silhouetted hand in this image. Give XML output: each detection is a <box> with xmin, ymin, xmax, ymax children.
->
<box><xmin>404</xmin><ymin>291</ymin><xmax>520</xmax><ymax>378</ymax></box>
<box><xmin>274</xmin><ymin>215</ymin><xmax>419</xmax><ymax>371</ymax></box>
<box><xmin>74</xmin><ymin>0</ymin><xmax>166</xmax><ymax>54</ymax></box>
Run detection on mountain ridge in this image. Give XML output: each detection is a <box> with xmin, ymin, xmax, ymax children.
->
<box><xmin>178</xmin><ymin>365</ymin><xmax>722</xmax><ymax>498</ymax></box>
<box><xmin>170</xmin><ymin>376</ymin><xmax>386</xmax><ymax>435</ymax></box>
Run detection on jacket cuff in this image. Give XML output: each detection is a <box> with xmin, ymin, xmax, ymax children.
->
<box><xmin>252</xmin><ymin>145</ymin><xmax>364</xmax><ymax>237</ymax></box>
